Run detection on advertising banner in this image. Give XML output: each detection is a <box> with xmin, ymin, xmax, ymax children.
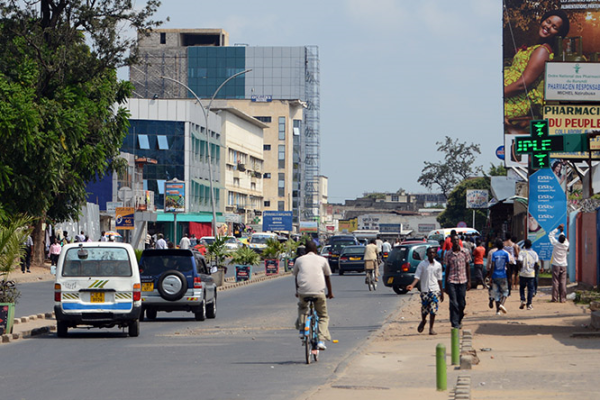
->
<box><xmin>299</xmin><ymin>221</ymin><xmax>318</xmax><ymax>233</ymax></box>
<box><xmin>338</xmin><ymin>219</ymin><xmax>357</xmax><ymax>233</ymax></box>
<box><xmin>503</xmin><ymin>1</ymin><xmax>600</xmax><ymax>168</ymax></box>
<box><xmin>115</xmin><ymin>207</ymin><xmax>135</xmax><ymax>231</ymax></box>
<box><xmin>544</xmin><ymin>105</ymin><xmax>600</xmax><ymax>159</ymax></box>
<box><xmin>379</xmin><ymin>223</ymin><xmax>402</xmax><ymax>234</ymax></box>
<box><xmin>164</xmin><ymin>180</ymin><xmax>185</xmax><ymax>213</ymax></box>
<box><xmin>262</xmin><ymin>211</ymin><xmax>293</xmax><ymax>231</ymax></box>
<box><xmin>466</xmin><ymin>190</ymin><xmax>489</xmax><ymax>209</ymax></box>
<box><xmin>265</xmin><ymin>259</ymin><xmax>279</xmax><ymax>276</ymax></box>
<box><xmin>545</xmin><ymin>62</ymin><xmax>600</xmax><ymax>101</ymax></box>
<box><xmin>235</xmin><ymin>265</ymin><xmax>252</xmax><ymax>282</ymax></box>
<box><xmin>528</xmin><ymin>169</ymin><xmax>567</xmax><ymax>261</ymax></box>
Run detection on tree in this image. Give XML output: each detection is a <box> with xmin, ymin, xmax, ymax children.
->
<box><xmin>486</xmin><ymin>163</ymin><xmax>507</xmax><ymax>177</ymax></box>
<box><xmin>0</xmin><ymin>1</ymin><xmax>162</xmax><ymax>265</ymax></box>
<box><xmin>437</xmin><ymin>178</ymin><xmax>490</xmax><ymax>230</ymax></box>
<box><xmin>418</xmin><ymin>136</ymin><xmax>483</xmax><ymax>199</ymax></box>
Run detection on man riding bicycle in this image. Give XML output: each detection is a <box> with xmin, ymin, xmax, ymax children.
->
<box><xmin>364</xmin><ymin>239</ymin><xmax>379</xmax><ymax>282</ymax></box>
<box><xmin>293</xmin><ymin>240</ymin><xmax>334</xmax><ymax>350</ymax></box>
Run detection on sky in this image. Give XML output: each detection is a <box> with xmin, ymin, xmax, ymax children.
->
<box><xmin>126</xmin><ymin>0</ymin><xmax>502</xmax><ymax>204</ymax></box>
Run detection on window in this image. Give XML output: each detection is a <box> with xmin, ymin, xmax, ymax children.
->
<box><xmin>293</xmin><ymin>119</ymin><xmax>301</xmax><ymax>136</ymax></box>
<box><xmin>254</xmin><ymin>116</ymin><xmax>272</xmax><ymax>123</ymax></box>
<box><xmin>278</xmin><ymin>201</ymin><xmax>285</xmax><ymax>211</ymax></box>
<box><xmin>156</xmin><ymin>180</ymin><xmax>166</xmax><ymax>195</ymax></box>
<box><xmin>157</xmin><ymin>135</ymin><xmax>169</xmax><ymax>150</ymax></box>
<box><xmin>263</xmin><ymin>173</ymin><xmax>271</xmax><ymax>179</ymax></box>
<box><xmin>138</xmin><ymin>135</ymin><xmax>150</xmax><ymax>150</ymax></box>
<box><xmin>278</xmin><ymin>117</ymin><xmax>286</xmax><ymax>140</ymax></box>
<box><xmin>160</xmin><ymin>32</ymin><xmax>166</xmax><ymax>44</ymax></box>
<box><xmin>264</xmin><ymin>201</ymin><xmax>271</xmax><ymax>207</ymax></box>
<box><xmin>233</xmin><ymin>178</ymin><xmax>240</xmax><ymax>187</ymax></box>
<box><xmin>278</xmin><ymin>173</ymin><xmax>285</xmax><ymax>197</ymax></box>
<box><xmin>278</xmin><ymin>145</ymin><xmax>285</xmax><ymax>169</ymax></box>
<box><xmin>391</xmin><ymin>195</ymin><xmax>399</xmax><ymax>202</ymax></box>
<box><xmin>264</xmin><ymin>144</ymin><xmax>271</xmax><ymax>151</ymax></box>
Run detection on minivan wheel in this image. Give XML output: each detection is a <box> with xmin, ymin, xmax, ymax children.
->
<box><xmin>206</xmin><ymin>296</ymin><xmax>217</xmax><ymax>319</ymax></box>
<box><xmin>57</xmin><ymin>321</ymin><xmax>68</xmax><ymax>338</ymax></box>
<box><xmin>157</xmin><ymin>270</ymin><xmax>188</xmax><ymax>301</ymax></box>
<box><xmin>146</xmin><ymin>308</ymin><xmax>157</xmax><ymax>320</ymax></box>
<box><xmin>128</xmin><ymin>320</ymin><xmax>140</xmax><ymax>337</ymax></box>
<box><xmin>195</xmin><ymin>301</ymin><xmax>206</xmax><ymax>321</ymax></box>
<box><xmin>393</xmin><ymin>285</ymin><xmax>408</xmax><ymax>295</ymax></box>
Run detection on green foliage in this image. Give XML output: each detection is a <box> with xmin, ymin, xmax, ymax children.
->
<box><xmin>0</xmin><ymin>1</ymin><xmax>162</xmax><ymax>225</ymax></box>
<box><xmin>282</xmin><ymin>239</ymin><xmax>299</xmax><ymax>259</ymax></box>
<box><xmin>230</xmin><ymin>246</ymin><xmax>261</xmax><ymax>267</ymax></box>
<box><xmin>206</xmin><ymin>236</ymin><xmax>229</xmax><ymax>266</ymax></box>
<box><xmin>262</xmin><ymin>238</ymin><xmax>284</xmax><ymax>260</ymax></box>
<box><xmin>418</xmin><ymin>136</ymin><xmax>483</xmax><ymax>199</ymax></box>
<box><xmin>0</xmin><ymin>208</ymin><xmax>33</xmax><ymax>303</ymax></box>
<box><xmin>486</xmin><ymin>163</ymin><xmax>507</xmax><ymax>177</ymax></box>
<box><xmin>134</xmin><ymin>249</ymin><xmax>143</xmax><ymax>263</ymax></box>
<box><xmin>437</xmin><ymin>178</ymin><xmax>490</xmax><ymax>229</ymax></box>
<box><xmin>363</xmin><ymin>192</ymin><xmax>386</xmax><ymax>200</ymax></box>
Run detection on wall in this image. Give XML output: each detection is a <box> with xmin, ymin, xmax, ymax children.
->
<box><xmin>578</xmin><ymin>212</ymin><xmax>597</xmax><ymax>286</ymax></box>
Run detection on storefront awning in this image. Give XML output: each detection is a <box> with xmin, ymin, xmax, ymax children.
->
<box><xmin>156</xmin><ymin>212</ymin><xmax>225</xmax><ymax>223</ymax></box>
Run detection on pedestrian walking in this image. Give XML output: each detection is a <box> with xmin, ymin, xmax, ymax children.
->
<box><xmin>407</xmin><ymin>247</ymin><xmax>444</xmax><ymax>335</ymax></box>
<box><xmin>75</xmin><ymin>230</ymin><xmax>86</xmax><ymax>243</ymax></box>
<box><xmin>503</xmin><ymin>234</ymin><xmax>520</xmax><ymax>291</ymax></box>
<box><xmin>472</xmin><ymin>239</ymin><xmax>486</xmax><ymax>289</ymax></box>
<box><xmin>49</xmin><ymin>238</ymin><xmax>61</xmax><ymax>267</ymax></box>
<box><xmin>486</xmin><ymin>239</ymin><xmax>511</xmax><ymax>315</ymax></box>
<box><xmin>518</xmin><ymin>239</ymin><xmax>539</xmax><ymax>310</ymax></box>
<box><xmin>154</xmin><ymin>233</ymin><xmax>167</xmax><ymax>249</ymax></box>
<box><xmin>100</xmin><ymin>231</ymin><xmax>108</xmax><ymax>242</ymax></box>
<box><xmin>444</xmin><ymin>235</ymin><xmax>471</xmax><ymax>329</ymax></box>
<box><xmin>179</xmin><ymin>233</ymin><xmax>191</xmax><ymax>250</ymax></box>
<box><xmin>20</xmin><ymin>233</ymin><xmax>33</xmax><ymax>273</ymax></box>
<box><xmin>549</xmin><ymin>224</ymin><xmax>569</xmax><ymax>303</ymax></box>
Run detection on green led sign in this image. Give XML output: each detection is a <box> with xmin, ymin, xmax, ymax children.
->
<box><xmin>514</xmin><ymin>120</ymin><xmax>562</xmax><ymax>169</ymax></box>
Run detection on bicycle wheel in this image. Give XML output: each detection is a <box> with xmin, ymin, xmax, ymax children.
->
<box><xmin>311</xmin><ymin>312</ymin><xmax>319</xmax><ymax>362</ymax></box>
<box><xmin>304</xmin><ymin>316</ymin><xmax>312</xmax><ymax>365</ymax></box>
<box><xmin>366</xmin><ymin>270</ymin><xmax>373</xmax><ymax>291</ymax></box>
<box><xmin>371</xmin><ymin>271</ymin><xmax>377</xmax><ymax>291</ymax></box>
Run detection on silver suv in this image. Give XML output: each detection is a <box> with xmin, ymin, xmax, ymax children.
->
<box><xmin>138</xmin><ymin>249</ymin><xmax>217</xmax><ymax>321</ymax></box>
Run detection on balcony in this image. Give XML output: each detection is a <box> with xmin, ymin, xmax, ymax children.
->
<box><xmin>237</xmin><ymin>163</ymin><xmax>246</xmax><ymax>172</ymax></box>
<box><xmin>253</xmin><ymin>171</ymin><xmax>262</xmax><ymax>179</ymax></box>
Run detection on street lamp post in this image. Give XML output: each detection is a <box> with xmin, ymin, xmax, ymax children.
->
<box><xmin>162</xmin><ymin>69</ymin><xmax>252</xmax><ymax>235</ymax></box>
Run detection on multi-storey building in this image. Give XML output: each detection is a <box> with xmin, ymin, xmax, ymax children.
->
<box><xmin>129</xmin><ymin>28</ymin><xmax>321</xmax><ymax>229</ymax></box>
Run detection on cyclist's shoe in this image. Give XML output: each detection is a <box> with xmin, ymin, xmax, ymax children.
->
<box><xmin>299</xmin><ymin>330</ymin><xmax>306</xmax><ymax>339</ymax></box>
<box><xmin>317</xmin><ymin>341</ymin><xmax>327</xmax><ymax>350</ymax></box>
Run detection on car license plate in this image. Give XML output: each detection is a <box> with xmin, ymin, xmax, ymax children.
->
<box><xmin>142</xmin><ymin>282</ymin><xmax>154</xmax><ymax>292</ymax></box>
<box><xmin>90</xmin><ymin>292</ymin><xmax>105</xmax><ymax>303</ymax></box>
<box><xmin>350</xmin><ymin>257</ymin><xmax>361</xmax><ymax>261</ymax></box>
<box><xmin>387</xmin><ymin>277</ymin><xmax>394</xmax><ymax>284</ymax></box>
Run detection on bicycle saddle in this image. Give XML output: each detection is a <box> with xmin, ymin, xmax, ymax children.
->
<box><xmin>303</xmin><ymin>296</ymin><xmax>318</xmax><ymax>302</ymax></box>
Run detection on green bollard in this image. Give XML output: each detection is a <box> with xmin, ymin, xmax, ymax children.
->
<box><xmin>436</xmin><ymin>343</ymin><xmax>447</xmax><ymax>391</ymax></box>
<box><xmin>451</xmin><ymin>328</ymin><xmax>460</xmax><ymax>365</ymax></box>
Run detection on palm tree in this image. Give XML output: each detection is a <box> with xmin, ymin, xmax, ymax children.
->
<box><xmin>0</xmin><ymin>209</ymin><xmax>33</xmax><ymax>303</ymax></box>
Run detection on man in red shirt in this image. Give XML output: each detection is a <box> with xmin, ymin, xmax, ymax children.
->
<box><xmin>472</xmin><ymin>239</ymin><xmax>486</xmax><ymax>289</ymax></box>
<box><xmin>442</xmin><ymin>229</ymin><xmax>463</xmax><ymax>252</ymax></box>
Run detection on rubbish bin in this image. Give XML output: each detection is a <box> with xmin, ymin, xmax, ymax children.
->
<box><xmin>0</xmin><ymin>303</ymin><xmax>15</xmax><ymax>335</ymax></box>
<box><xmin>212</xmin><ymin>266</ymin><xmax>227</xmax><ymax>287</ymax></box>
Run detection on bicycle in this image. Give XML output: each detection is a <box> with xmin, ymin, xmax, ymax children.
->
<box><xmin>365</xmin><ymin>268</ymin><xmax>377</xmax><ymax>291</ymax></box>
<box><xmin>300</xmin><ymin>296</ymin><xmax>320</xmax><ymax>364</ymax></box>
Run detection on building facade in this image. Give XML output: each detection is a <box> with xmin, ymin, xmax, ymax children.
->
<box><xmin>130</xmin><ymin>28</ymin><xmax>321</xmax><ymax>229</ymax></box>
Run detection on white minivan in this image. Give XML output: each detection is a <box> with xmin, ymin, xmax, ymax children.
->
<box><xmin>54</xmin><ymin>242</ymin><xmax>142</xmax><ymax>337</ymax></box>
<box><xmin>427</xmin><ymin>227</ymin><xmax>481</xmax><ymax>243</ymax></box>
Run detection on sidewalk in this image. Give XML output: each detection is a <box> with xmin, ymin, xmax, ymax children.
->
<box><xmin>303</xmin><ymin>284</ymin><xmax>600</xmax><ymax>400</ymax></box>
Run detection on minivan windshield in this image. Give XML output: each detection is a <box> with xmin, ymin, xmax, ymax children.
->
<box><xmin>62</xmin><ymin>247</ymin><xmax>132</xmax><ymax>277</ymax></box>
<box><xmin>250</xmin><ymin>235</ymin><xmax>273</xmax><ymax>244</ymax></box>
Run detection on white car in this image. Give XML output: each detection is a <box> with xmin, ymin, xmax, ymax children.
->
<box><xmin>54</xmin><ymin>242</ymin><xmax>142</xmax><ymax>337</ymax></box>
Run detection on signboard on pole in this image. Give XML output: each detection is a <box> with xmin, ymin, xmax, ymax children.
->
<box><xmin>262</xmin><ymin>211</ymin><xmax>293</xmax><ymax>232</ymax></box>
<box><xmin>299</xmin><ymin>221</ymin><xmax>318</xmax><ymax>233</ymax></box>
<box><xmin>165</xmin><ymin>180</ymin><xmax>185</xmax><ymax>213</ymax></box>
<box><xmin>528</xmin><ymin>169</ymin><xmax>567</xmax><ymax>261</ymax></box>
<box><xmin>115</xmin><ymin>207</ymin><xmax>135</xmax><ymax>231</ymax></box>
<box><xmin>466</xmin><ymin>190</ymin><xmax>489</xmax><ymax>209</ymax></box>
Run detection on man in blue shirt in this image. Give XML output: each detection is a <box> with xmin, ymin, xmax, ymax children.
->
<box><xmin>486</xmin><ymin>238</ymin><xmax>511</xmax><ymax>315</ymax></box>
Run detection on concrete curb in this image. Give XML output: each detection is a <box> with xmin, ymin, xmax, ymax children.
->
<box><xmin>450</xmin><ymin>329</ymin><xmax>475</xmax><ymax>399</ymax></box>
<box><xmin>2</xmin><ymin>312</ymin><xmax>56</xmax><ymax>344</ymax></box>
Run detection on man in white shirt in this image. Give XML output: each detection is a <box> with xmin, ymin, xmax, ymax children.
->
<box><xmin>293</xmin><ymin>240</ymin><xmax>333</xmax><ymax>350</ymax></box>
<box><xmin>518</xmin><ymin>239</ymin><xmax>539</xmax><ymax>310</ymax></box>
<box><xmin>406</xmin><ymin>247</ymin><xmax>444</xmax><ymax>335</ymax></box>
<box><xmin>155</xmin><ymin>233</ymin><xmax>167</xmax><ymax>249</ymax></box>
<box><xmin>549</xmin><ymin>224</ymin><xmax>569</xmax><ymax>303</ymax></box>
<box><xmin>179</xmin><ymin>234</ymin><xmax>191</xmax><ymax>250</ymax></box>
<box><xmin>382</xmin><ymin>240</ymin><xmax>392</xmax><ymax>254</ymax></box>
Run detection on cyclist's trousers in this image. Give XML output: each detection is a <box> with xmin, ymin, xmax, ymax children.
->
<box><xmin>296</xmin><ymin>293</ymin><xmax>331</xmax><ymax>341</ymax></box>
<box><xmin>364</xmin><ymin>260</ymin><xmax>379</xmax><ymax>279</ymax></box>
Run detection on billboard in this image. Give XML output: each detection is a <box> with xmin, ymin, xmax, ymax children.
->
<box><xmin>466</xmin><ymin>189</ymin><xmax>489</xmax><ymax>209</ymax></box>
<box><xmin>262</xmin><ymin>211</ymin><xmax>293</xmax><ymax>232</ymax></box>
<box><xmin>164</xmin><ymin>180</ymin><xmax>185</xmax><ymax>213</ymax></box>
<box><xmin>503</xmin><ymin>1</ymin><xmax>600</xmax><ymax>168</ymax></box>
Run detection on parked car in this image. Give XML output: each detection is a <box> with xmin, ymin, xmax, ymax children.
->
<box><xmin>337</xmin><ymin>245</ymin><xmax>366</xmax><ymax>275</ymax></box>
<box><xmin>54</xmin><ymin>242</ymin><xmax>142</xmax><ymax>337</ymax></box>
<box><xmin>138</xmin><ymin>249</ymin><xmax>217</xmax><ymax>321</ymax></box>
<box><xmin>327</xmin><ymin>235</ymin><xmax>360</xmax><ymax>273</ymax></box>
<box><xmin>246</xmin><ymin>232</ymin><xmax>278</xmax><ymax>254</ymax></box>
<box><xmin>383</xmin><ymin>242</ymin><xmax>439</xmax><ymax>295</ymax></box>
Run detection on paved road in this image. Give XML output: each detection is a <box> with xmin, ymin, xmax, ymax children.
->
<box><xmin>2</xmin><ymin>272</ymin><xmax>408</xmax><ymax>400</ymax></box>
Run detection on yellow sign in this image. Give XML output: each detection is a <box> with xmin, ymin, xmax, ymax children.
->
<box><xmin>115</xmin><ymin>207</ymin><xmax>135</xmax><ymax>230</ymax></box>
<box><xmin>338</xmin><ymin>218</ymin><xmax>357</xmax><ymax>233</ymax></box>
<box><xmin>544</xmin><ymin>105</ymin><xmax>600</xmax><ymax>159</ymax></box>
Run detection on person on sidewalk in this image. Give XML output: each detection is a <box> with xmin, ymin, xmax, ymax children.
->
<box><xmin>49</xmin><ymin>238</ymin><xmax>62</xmax><ymax>267</ymax></box>
<box><xmin>179</xmin><ymin>233</ymin><xmax>191</xmax><ymax>250</ymax></box>
<box><xmin>472</xmin><ymin>239</ymin><xmax>486</xmax><ymax>289</ymax></box>
<box><xmin>20</xmin><ymin>233</ymin><xmax>33</xmax><ymax>273</ymax></box>
<box><xmin>155</xmin><ymin>233</ymin><xmax>167</xmax><ymax>249</ymax></box>
<box><xmin>518</xmin><ymin>239</ymin><xmax>539</xmax><ymax>310</ymax></box>
<box><xmin>293</xmin><ymin>240</ymin><xmax>334</xmax><ymax>350</ymax></box>
<box><xmin>486</xmin><ymin>238</ymin><xmax>511</xmax><ymax>315</ymax></box>
<box><xmin>503</xmin><ymin>234</ymin><xmax>520</xmax><ymax>291</ymax></box>
<box><xmin>407</xmin><ymin>247</ymin><xmax>444</xmax><ymax>335</ymax></box>
<box><xmin>444</xmin><ymin>235</ymin><xmax>471</xmax><ymax>329</ymax></box>
<box><xmin>364</xmin><ymin>239</ymin><xmax>379</xmax><ymax>282</ymax></box>
<box><xmin>549</xmin><ymin>224</ymin><xmax>569</xmax><ymax>303</ymax></box>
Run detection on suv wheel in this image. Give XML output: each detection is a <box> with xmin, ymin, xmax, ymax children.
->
<box><xmin>195</xmin><ymin>300</ymin><xmax>206</xmax><ymax>321</ymax></box>
<box><xmin>393</xmin><ymin>285</ymin><xmax>408</xmax><ymax>295</ymax></box>
<box><xmin>128</xmin><ymin>320</ymin><xmax>140</xmax><ymax>337</ymax></box>
<box><xmin>157</xmin><ymin>270</ymin><xmax>188</xmax><ymax>301</ymax></box>
<box><xmin>57</xmin><ymin>321</ymin><xmax>68</xmax><ymax>338</ymax></box>
<box><xmin>206</xmin><ymin>296</ymin><xmax>217</xmax><ymax>319</ymax></box>
<box><xmin>146</xmin><ymin>308</ymin><xmax>157</xmax><ymax>320</ymax></box>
